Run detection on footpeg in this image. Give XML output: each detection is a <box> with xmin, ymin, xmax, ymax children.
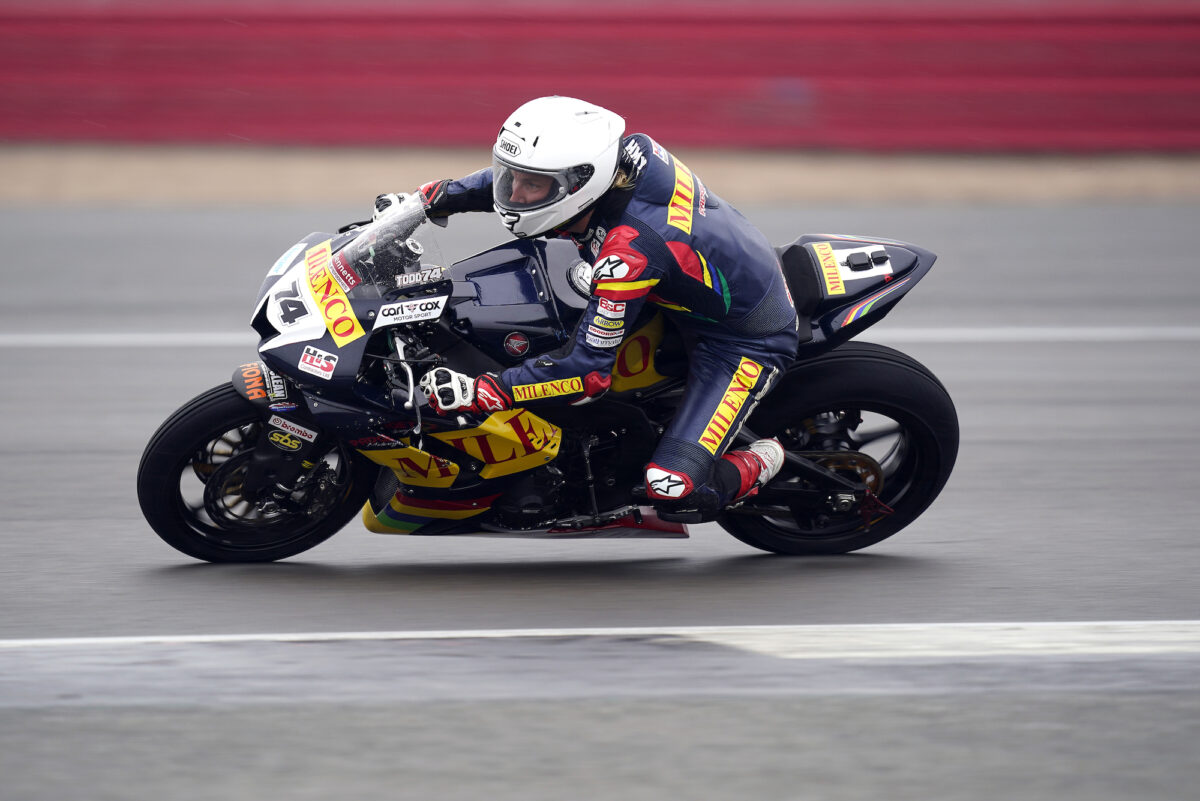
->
<box><xmin>654</xmin><ymin>508</ymin><xmax>709</xmax><ymax>524</ymax></box>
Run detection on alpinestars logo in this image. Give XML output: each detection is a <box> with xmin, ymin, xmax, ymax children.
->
<box><xmin>593</xmin><ymin>255</ymin><xmax>630</xmax><ymax>281</ymax></box>
<box><xmin>646</xmin><ymin>466</ymin><xmax>690</xmax><ymax>499</ymax></box>
<box><xmin>651</xmin><ymin>474</ymin><xmax>685</xmax><ymax>496</ymax></box>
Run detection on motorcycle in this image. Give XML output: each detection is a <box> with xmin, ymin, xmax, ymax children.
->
<box><xmin>137</xmin><ymin>195</ymin><xmax>958</xmax><ymax>563</ymax></box>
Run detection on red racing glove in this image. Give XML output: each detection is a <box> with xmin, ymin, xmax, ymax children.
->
<box><xmin>418</xmin><ymin>179</ymin><xmax>452</xmax><ymax>217</ymax></box>
<box><xmin>419</xmin><ymin>368</ymin><xmax>512</xmax><ymax>416</ymax></box>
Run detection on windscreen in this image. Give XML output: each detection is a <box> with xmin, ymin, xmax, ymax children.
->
<box><xmin>334</xmin><ymin>194</ymin><xmax>447</xmax><ymax>291</ymax></box>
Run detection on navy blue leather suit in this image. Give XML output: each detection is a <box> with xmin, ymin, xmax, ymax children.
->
<box><xmin>426</xmin><ymin>134</ymin><xmax>799</xmax><ymax>507</ymax></box>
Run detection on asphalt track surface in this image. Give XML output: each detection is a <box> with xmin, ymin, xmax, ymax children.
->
<box><xmin>2</xmin><ymin>203</ymin><xmax>1199</xmax><ymax>800</ymax></box>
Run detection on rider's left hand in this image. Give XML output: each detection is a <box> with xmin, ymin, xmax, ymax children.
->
<box><xmin>373</xmin><ymin>192</ymin><xmax>409</xmax><ymax>222</ymax></box>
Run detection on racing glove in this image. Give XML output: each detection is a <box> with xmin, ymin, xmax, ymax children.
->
<box><xmin>418</xmin><ymin>179</ymin><xmax>452</xmax><ymax>217</ymax></box>
<box><xmin>419</xmin><ymin>368</ymin><xmax>513</xmax><ymax>416</ymax></box>
<box><xmin>373</xmin><ymin>192</ymin><xmax>409</xmax><ymax>222</ymax></box>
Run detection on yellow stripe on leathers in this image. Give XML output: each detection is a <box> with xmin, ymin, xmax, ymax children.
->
<box><xmin>698</xmin><ymin>251</ymin><xmax>714</xmax><ymax>289</ymax></box>
<box><xmin>667</xmin><ymin>158</ymin><xmax>695</xmax><ymax>235</ymax></box>
<box><xmin>697</xmin><ymin>358</ymin><xmax>764</xmax><ymax>455</ymax></box>
<box><xmin>597</xmin><ymin>278</ymin><xmax>659</xmax><ymax>293</ymax></box>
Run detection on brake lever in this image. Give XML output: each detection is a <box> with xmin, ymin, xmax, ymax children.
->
<box><xmin>390</xmin><ymin>334</ymin><xmax>422</xmax><ymax>446</ymax></box>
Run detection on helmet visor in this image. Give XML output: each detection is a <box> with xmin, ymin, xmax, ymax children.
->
<box><xmin>492</xmin><ymin>156</ymin><xmax>595</xmax><ymax>213</ymax></box>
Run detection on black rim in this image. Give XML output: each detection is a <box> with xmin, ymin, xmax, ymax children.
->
<box><xmin>746</xmin><ymin>404</ymin><xmax>925</xmax><ymax>540</ymax></box>
<box><xmin>172</xmin><ymin>415</ymin><xmax>354</xmax><ymax>553</ymax></box>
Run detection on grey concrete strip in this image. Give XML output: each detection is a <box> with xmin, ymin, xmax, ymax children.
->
<box><xmin>5</xmin><ymin>695</ymin><xmax>1199</xmax><ymax>801</ymax></box>
<box><xmin>6</xmin><ymin>145</ymin><xmax>1200</xmax><ymax>206</ymax></box>
<box><xmin>2</xmin><ymin>631</ymin><xmax>1198</xmax><ymax>710</ymax></box>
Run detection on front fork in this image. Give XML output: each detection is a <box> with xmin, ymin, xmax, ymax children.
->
<box><xmin>231</xmin><ymin>362</ymin><xmax>328</xmax><ymax>510</ymax></box>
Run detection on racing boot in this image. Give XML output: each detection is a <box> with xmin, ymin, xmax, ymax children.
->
<box><xmin>640</xmin><ymin>438</ymin><xmax>786</xmax><ymax>524</ymax></box>
<box><xmin>719</xmin><ymin>438</ymin><xmax>785</xmax><ymax>503</ymax></box>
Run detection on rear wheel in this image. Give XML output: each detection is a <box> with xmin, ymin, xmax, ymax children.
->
<box><xmin>137</xmin><ymin>383</ymin><xmax>375</xmax><ymax>562</ymax></box>
<box><xmin>718</xmin><ymin>342</ymin><xmax>958</xmax><ymax>555</ymax></box>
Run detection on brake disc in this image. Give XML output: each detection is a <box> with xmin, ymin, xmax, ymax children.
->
<box><xmin>202</xmin><ymin>451</ymin><xmax>288</xmax><ymax>529</ymax></box>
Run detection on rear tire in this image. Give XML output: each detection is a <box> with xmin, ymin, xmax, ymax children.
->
<box><xmin>718</xmin><ymin>342</ymin><xmax>958</xmax><ymax>555</ymax></box>
<box><xmin>137</xmin><ymin>383</ymin><xmax>375</xmax><ymax>563</ymax></box>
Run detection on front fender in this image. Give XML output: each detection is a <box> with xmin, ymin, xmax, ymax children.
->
<box><xmin>233</xmin><ymin>361</ymin><xmax>290</xmax><ymax>408</ymax></box>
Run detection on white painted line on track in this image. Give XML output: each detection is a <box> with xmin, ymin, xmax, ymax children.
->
<box><xmin>2</xmin><ymin>327</ymin><xmax>1199</xmax><ymax>349</ymax></box>
<box><xmin>3</xmin><ymin>621</ymin><xmax>1198</xmax><ymax>659</ymax></box>
<box><xmin>0</xmin><ymin>332</ymin><xmax>253</xmax><ymax>348</ymax></box>
<box><xmin>873</xmin><ymin>326</ymin><xmax>1200</xmax><ymax>343</ymax></box>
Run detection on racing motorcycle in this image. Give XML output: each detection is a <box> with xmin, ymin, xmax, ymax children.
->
<box><xmin>137</xmin><ymin>196</ymin><xmax>958</xmax><ymax>563</ymax></box>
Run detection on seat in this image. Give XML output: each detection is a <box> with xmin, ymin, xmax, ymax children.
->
<box><xmin>775</xmin><ymin>242</ymin><xmax>820</xmax><ymax>343</ymax></box>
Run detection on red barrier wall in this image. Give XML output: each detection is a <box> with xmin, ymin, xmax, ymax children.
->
<box><xmin>2</xmin><ymin>3</ymin><xmax>1198</xmax><ymax>151</ymax></box>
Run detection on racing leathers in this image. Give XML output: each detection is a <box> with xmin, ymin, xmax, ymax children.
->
<box><xmin>420</xmin><ymin>134</ymin><xmax>800</xmax><ymax>512</ymax></box>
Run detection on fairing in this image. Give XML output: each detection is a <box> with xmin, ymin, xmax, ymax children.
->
<box><xmin>777</xmin><ymin>234</ymin><xmax>937</xmax><ymax>354</ymax></box>
<box><xmin>242</xmin><ymin>201</ymin><xmax>937</xmax><ymax>539</ymax></box>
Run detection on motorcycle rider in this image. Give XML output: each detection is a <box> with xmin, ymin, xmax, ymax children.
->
<box><xmin>377</xmin><ymin>96</ymin><xmax>800</xmax><ymax>519</ymax></box>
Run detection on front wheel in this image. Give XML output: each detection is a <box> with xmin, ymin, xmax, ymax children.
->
<box><xmin>718</xmin><ymin>342</ymin><xmax>958</xmax><ymax>555</ymax></box>
<box><xmin>136</xmin><ymin>383</ymin><xmax>376</xmax><ymax>562</ymax></box>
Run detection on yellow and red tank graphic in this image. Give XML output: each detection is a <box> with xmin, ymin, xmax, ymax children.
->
<box><xmin>357</xmin><ymin>444</ymin><xmax>460</xmax><ymax>488</ymax></box>
<box><xmin>431</xmin><ymin>408</ymin><xmax>561</xmax><ymax>479</ymax></box>
<box><xmin>361</xmin><ymin>408</ymin><xmax>562</xmax><ymax>533</ymax></box>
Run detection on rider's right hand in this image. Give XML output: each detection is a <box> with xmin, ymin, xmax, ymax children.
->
<box><xmin>418</xmin><ymin>180</ymin><xmax>452</xmax><ymax>217</ymax></box>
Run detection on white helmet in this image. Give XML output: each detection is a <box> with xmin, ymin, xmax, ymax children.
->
<box><xmin>492</xmin><ymin>96</ymin><xmax>625</xmax><ymax>238</ymax></box>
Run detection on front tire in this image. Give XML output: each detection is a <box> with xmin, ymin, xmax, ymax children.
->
<box><xmin>137</xmin><ymin>383</ymin><xmax>375</xmax><ymax>563</ymax></box>
<box><xmin>718</xmin><ymin>342</ymin><xmax>958</xmax><ymax>555</ymax></box>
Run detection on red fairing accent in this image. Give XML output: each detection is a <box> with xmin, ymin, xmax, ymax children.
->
<box><xmin>666</xmin><ymin>240</ymin><xmax>705</xmax><ymax>283</ymax></box>
<box><xmin>720</xmin><ymin>449</ymin><xmax>764</xmax><ymax>500</ymax></box>
<box><xmin>595</xmin><ymin>225</ymin><xmax>648</xmax><ymax>278</ymax></box>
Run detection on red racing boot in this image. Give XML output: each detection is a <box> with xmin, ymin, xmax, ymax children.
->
<box><xmin>720</xmin><ymin>438</ymin><xmax>785</xmax><ymax>503</ymax></box>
